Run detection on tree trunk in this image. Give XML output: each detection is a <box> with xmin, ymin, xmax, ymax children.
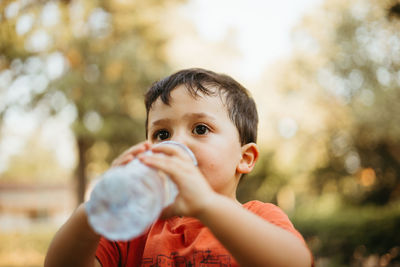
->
<box><xmin>76</xmin><ymin>138</ymin><xmax>88</xmax><ymax>205</ymax></box>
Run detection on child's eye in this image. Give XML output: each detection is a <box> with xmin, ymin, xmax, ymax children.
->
<box><xmin>153</xmin><ymin>130</ymin><xmax>170</xmax><ymax>141</ymax></box>
<box><xmin>193</xmin><ymin>124</ymin><xmax>209</xmax><ymax>135</ymax></box>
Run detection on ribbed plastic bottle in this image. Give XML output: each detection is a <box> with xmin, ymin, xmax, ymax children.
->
<box><xmin>85</xmin><ymin>141</ymin><xmax>197</xmax><ymax>241</ymax></box>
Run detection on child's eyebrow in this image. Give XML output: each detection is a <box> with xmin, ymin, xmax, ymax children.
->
<box><xmin>150</xmin><ymin>113</ymin><xmax>216</xmax><ymax>128</ymax></box>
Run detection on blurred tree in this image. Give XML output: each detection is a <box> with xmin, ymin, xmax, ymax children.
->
<box><xmin>269</xmin><ymin>1</ymin><xmax>400</xmax><ymax>265</ymax></box>
<box><xmin>237</xmin><ymin>152</ymin><xmax>281</xmax><ymax>204</ymax></box>
<box><xmin>1</xmin><ymin>130</ymin><xmax>71</xmax><ymax>183</ymax></box>
<box><xmin>278</xmin><ymin>0</ymin><xmax>400</xmax><ymax>206</ymax></box>
<box><xmin>0</xmin><ymin>0</ymin><xmax>184</xmax><ymax>204</ymax></box>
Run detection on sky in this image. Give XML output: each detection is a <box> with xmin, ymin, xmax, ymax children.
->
<box><xmin>0</xmin><ymin>0</ymin><xmax>324</xmax><ymax>174</ymax></box>
<box><xmin>185</xmin><ymin>0</ymin><xmax>323</xmax><ymax>81</ymax></box>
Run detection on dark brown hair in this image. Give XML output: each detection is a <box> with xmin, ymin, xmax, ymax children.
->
<box><xmin>144</xmin><ymin>68</ymin><xmax>258</xmax><ymax>145</ymax></box>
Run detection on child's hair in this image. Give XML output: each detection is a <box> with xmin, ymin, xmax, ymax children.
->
<box><xmin>144</xmin><ymin>68</ymin><xmax>258</xmax><ymax>145</ymax></box>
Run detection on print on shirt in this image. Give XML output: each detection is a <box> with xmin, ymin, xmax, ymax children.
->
<box><xmin>141</xmin><ymin>249</ymin><xmax>231</xmax><ymax>267</ymax></box>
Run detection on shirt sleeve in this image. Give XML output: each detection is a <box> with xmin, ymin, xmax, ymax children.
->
<box><xmin>246</xmin><ymin>201</ymin><xmax>315</xmax><ymax>266</ymax></box>
<box><xmin>246</xmin><ymin>201</ymin><xmax>306</xmax><ymax>243</ymax></box>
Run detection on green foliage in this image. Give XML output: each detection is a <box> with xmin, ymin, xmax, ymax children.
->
<box><xmin>0</xmin><ymin>0</ymin><xmax>184</xmax><ymax>202</ymax></box>
<box><xmin>286</xmin><ymin>0</ymin><xmax>400</xmax><ymax>206</ymax></box>
<box><xmin>47</xmin><ymin>1</ymin><xmax>172</xmax><ymax>151</ymax></box>
<box><xmin>276</xmin><ymin>0</ymin><xmax>400</xmax><ymax>265</ymax></box>
<box><xmin>293</xmin><ymin>203</ymin><xmax>400</xmax><ymax>266</ymax></box>
<box><xmin>1</xmin><ymin>133</ymin><xmax>71</xmax><ymax>183</ymax></box>
<box><xmin>237</xmin><ymin>152</ymin><xmax>281</xmax><ymax>204</ymax></box>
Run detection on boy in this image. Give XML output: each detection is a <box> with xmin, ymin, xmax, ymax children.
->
<box><xmin>45</xmin><ymin>68</ymin><xmax>312</xmax><ymax>267</ymax></box>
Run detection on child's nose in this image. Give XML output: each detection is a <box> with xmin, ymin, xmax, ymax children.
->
<box><xmin>171</xmin><ymin>136</ymin><xmax>187</xmax><ymax>146</ymax></box>
<box><xmin>170</xmin><ymin>132</ymin><xmax>190</xmax><ymax>148</ymax></box>
<box><xmin>170</xmin><ymin>135</ymin><xmax>195</xmax><ymax>161</ymax></box>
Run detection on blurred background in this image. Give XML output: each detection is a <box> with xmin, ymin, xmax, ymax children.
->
<box><xmin>1</xmin><ymin>0</ymin><xmax>400</xmax><ymax>266</ymax></box>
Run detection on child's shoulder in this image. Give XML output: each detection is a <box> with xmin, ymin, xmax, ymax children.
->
<box><xmin>243</xmin><ymin>200</ymin><xmax>306</xmax><ymax>243</ymax></box>
<box><xmin>243</xmin><ymin>200</ymin><xmax>282</xmax><ymax>213</ymax></box>
<box><xmin>243</xmin><ymin>200</ymin><xmax>293</xmax><ymax>228</ymax></box>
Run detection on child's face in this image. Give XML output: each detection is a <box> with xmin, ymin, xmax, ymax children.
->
<box><xmin>147</xmin><ymin>85</ymin><xmax>243</xmax><ymax>198</ymax></box>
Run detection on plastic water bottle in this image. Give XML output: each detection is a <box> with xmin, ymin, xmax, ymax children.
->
<box><xmin>85</xmin><ymin>141</ymin><xmax>197</xmax><ymax>241</ymax></box>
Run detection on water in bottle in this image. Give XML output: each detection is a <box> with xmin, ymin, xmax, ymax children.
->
<box><xmin>85</xmin><ymin>141</ymin><xmax>197</xmax><ymax>241</ymax></box>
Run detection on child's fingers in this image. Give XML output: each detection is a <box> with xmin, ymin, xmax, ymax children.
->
<box><xmin>138</xmin><ymin>153</ymin><xmax>205</xmax><ymax>199</ymax></box>
<box><xmin>138</xmin><ymin>154</ymin><xmax>187</xmax><ymax>184</ymax></box>
<box><xmin>111</xmin><ymin>141</ymin><xmax>151</xmax><ymax>167</ymax></box>
<box><xmin>113</xmin><ymin>154</ymin><xmax>133</xmax><ymax>167</ymax></box>
<box><xmin>151</xmin><ymin>144</ymin><xmax>194</xmax><ymax>163</ymax></box>
<box><xmin>112</xmin><ymin>151</ymin><xmax>138</xmax><ymax>167</ymax></box>
<box><xmin>139</xmin><ymin>153</ymin><xmax>176</xmax><ymax>171</ymax></box>
<box><xmin>139</xmin><ymin>153</ymin><xmax>212</xmax><ymax>217</ymax></box>
<box><xmin>123</xmin><ymin>141</ymin><xmax>151</xmax><ymax>156</ymax></box>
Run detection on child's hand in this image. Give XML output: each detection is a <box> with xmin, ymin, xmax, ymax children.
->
<box><xmin>138</xmin><ymin>144</ymin><xmax>216</xmax><ymax>218</ymax></box>
<box><xmin>111</xmin><ymin>141</ymin><xmax>152</xmax><ymax>167</ymax></box>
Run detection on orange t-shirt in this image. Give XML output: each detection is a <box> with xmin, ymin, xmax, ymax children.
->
<box><xmin>96</xmin><ymin>200</ymin><xmax>308</xmax><ymax>267</ymax></box>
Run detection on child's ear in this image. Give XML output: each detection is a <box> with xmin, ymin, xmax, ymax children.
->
<box><xmin>237</xmin><ymin>142</ymin><xmax>259</xmax><ymax>174</ymax></box>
